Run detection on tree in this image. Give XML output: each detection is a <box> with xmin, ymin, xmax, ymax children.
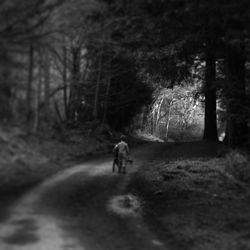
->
<box><xmin>112</xmin><ymin>0</ymin><xmax>249</xmax><ymax>144</ymax></box>
<box><xmin>203</xmin><ymin>40</ymin><xmax>218</xmax><ymax>141</ymax></box>
<box><xmin>223</xmin><ymin>42</ymin><xmax>248</xmax><ymax>146</ymax></box>
<box><xmin>26</xmin><ymin>42</ymin><xmax>34</xmax><ymax>123</ymax></box>
<box><xmin>0</xmin><ymin>0</ymin><xmax>64</xmax><ymax>123</ymax></box>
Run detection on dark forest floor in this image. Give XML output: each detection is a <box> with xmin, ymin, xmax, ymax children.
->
<box><xmin>128</xmin><ymin>141</ymin><xmax>250</xmax><ymax>250</ymax></box>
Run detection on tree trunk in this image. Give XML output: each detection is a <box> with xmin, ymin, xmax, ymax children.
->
<box><xmin>54</xmin><ymin>99</ymin><xmax>63</xmax><ymax>123</ymax></box>
<box><xmin>0</xmin><ymin>50</ymin><xmax>12</xmax><ymax>121</ymax></box>
<box><xmin>33</xmin><ymin>54</ymin><xmax>42</xmax><ymax>132</ymax></box>
<box><xmin>151</xmin><ymin>116</ymin><xmax>154</xmax><ymax>135</ymax></box>
<box><xmin>102</xmin><ymin>74</ymin><xmax>111</xmax><ymax>125</ymax></box>
<box><xmin>26</xmin><ymin>42</ymin><xmax>34</xmax><ymax>123</ymax></box>
<box><xmin>93</xmin><ymin>23</ymin><xmax>105</xmax><ymax>121</ymax></box>
<box><xmin>156</xmin><ymin>96</ymin><xmax>164</xmax><ymax>134</ymax></box>
<box><xmin>80</xmin><ymin>56</ymin><xmax>90</xmax><ymax>83</ymax></box>
<box><xmin>224</xmin><ymin>43</ymin><xmax>248</xmax><ymax>146</ymax></box>
<box><xmin>93</xmin><ymin>50</ymin><xmax>103</xmax><ymax>121</ymax></box>
<box><xmin>68</xmin><ymin>46</ymin><xmax>81</xmax><ymax>122</ymax></box>
<box><xmin>203</xmin><ymin>42</ymin><xmax>218</xmax><ymax>141</ymax></box>
<box><xmin>44</xmin><ymin>51</ymin><xmax>51</xmax><ymax>122</ymax></box>
<box><xmin>62</xmin><ymin>43</ymin><xmax>68</xmax><ymax>120</ymax></box>
<box><xmin>166</xmin><ymin>93</ymin><xmax>174</xmax><ymax>139</ymax></box>
<box><xmin>141</xmin><ymin>106</ymin><xmax>148</xmax><ymax>132</ymax></box>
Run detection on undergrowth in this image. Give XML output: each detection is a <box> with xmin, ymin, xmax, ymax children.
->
<box><xmin>129</xmin><ymin>150</ymin><xmax>250</xmax><ymax>202</ymax></box>
<box><xmin>0</xmin><ymin>125</ymin><xmax>111</xmax><ymax>194</ymax></box>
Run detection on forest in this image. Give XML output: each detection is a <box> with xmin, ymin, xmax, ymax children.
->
<box><xmin>0</xmin><ymin>0</ymin><xmax>249</xmax><ymax>145</ymax></box>
<box><xmin>0</xmin><ymin>1</ymin><xmax>250</xmax><ymax>250</ymax></box>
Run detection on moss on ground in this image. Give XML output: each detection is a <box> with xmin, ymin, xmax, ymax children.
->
<box><xmin>128</xmin><ymin>147</ymin><xmax>250</xmax><ymax>250</ymax></box>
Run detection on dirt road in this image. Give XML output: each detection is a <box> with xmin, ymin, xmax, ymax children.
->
<box><xmin>0</xmin><ymin>144</ymin><xmax>167</xmax><ymax>250</ymax></box>
<box><xmin>1</xmin><ymin>141</ymin><xmax>249</xmax><ymax>250</ymax></box>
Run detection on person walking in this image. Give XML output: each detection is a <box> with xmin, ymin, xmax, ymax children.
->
<box><xmin>113</xmin><ymin>135</ymin><xmax>129</xmax><ymax>174</ymax></box>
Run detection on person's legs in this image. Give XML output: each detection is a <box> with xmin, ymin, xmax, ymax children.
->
<box><xmin>118</xmin><ymin>154</ymin><xmax>122</xmax><ymax>173</ymax></box>
<box><xmin>113</xmin><ymin>158</ymin><xmax>120</xmax><ymax>172</ymax></box>
<box><xmin>121</xmin><ymin>156</ymin><xmax>127</xmax><ymax>174</ymax></box>
<box><xmin>118</xmin><ymin>153</ymin><xmax>128</xmax><ymax>174</ymax></box>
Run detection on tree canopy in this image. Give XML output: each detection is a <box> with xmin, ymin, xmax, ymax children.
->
<box><xmin>0</xmin><ymin>0</ymin><xmax>249</xmax><ymax>146</ymax></box>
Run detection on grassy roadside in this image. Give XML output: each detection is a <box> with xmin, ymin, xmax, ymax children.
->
<box><xmin>128</xmin><ymin>142</ymin><xmax>250</xmax><ymax>250</ymax></box>
<box><xmin>0</xmin><ymin>125</ymin><xmax>114</xmax><ymax>220</ymax></box>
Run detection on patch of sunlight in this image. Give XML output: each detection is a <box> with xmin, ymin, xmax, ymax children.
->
<box><xmin>0</xmin><ymin>214</ymin><xmax>85</xmax><ymax>250</ymax></box>
<box><xmin>133</xmin><ymin>131</ymin><xmax>164</xmax><ymax>142</ymax></box>
<box><xmin>152</xmin><ymin>239</ymin><xmax>164</xmax><ymax>246</ymax></box>
<box><xmin>219</xmin><ymin>131</ymin><xmax>225</xmax><ymax>142</ymax></box>
<box><xmin>107</xmin><ymin>194</ymin><xmax>141</xmax><ymax>217</ymax></box>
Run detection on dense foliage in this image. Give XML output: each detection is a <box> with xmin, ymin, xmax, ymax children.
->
<box><xmin>0</xmin><ymin>0</ymin><xmax>249</xmax><ymax>146</ymax></box>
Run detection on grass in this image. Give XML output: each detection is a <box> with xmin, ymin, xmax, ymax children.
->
<box><xmin>130</xmin><ymin>150</ymin><xmax>250</xmax><ymax>202</ymax></box>
<box><xmin>127</xmin><ymin>146</ymin><xmax>250</xmax><ymax>250</ymax></box>
<box><xmin>0</xmin><ymin>125</ymin><xmax>112</xmax><ymax>222</ymax></box>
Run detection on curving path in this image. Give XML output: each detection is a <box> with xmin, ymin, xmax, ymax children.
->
<box><xmin>0</xmin><ymin>145</ymin><xmax>168</xmax><ymax>250</ymax></box>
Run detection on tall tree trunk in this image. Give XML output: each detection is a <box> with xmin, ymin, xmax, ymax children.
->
<box><xmin>44</xmin><ymin>51</ymin><xmax>51</xmax><ymax>122</ymax></box>
<box><xmin>166</xmin><ymin>93</ymin><xmax>174</xmax><ymax>139</ymax></box>
<box><xmin>93</xmin><ymin>23</ymin><xmax>105</xmax><ymax>122</ymax></box>
<box><xmin>141</xmin><ymin>106</ymin><xmax>148</xmax><ymax>132</ymax></box>
<box><xmin>0</xmin><ymin>50</ymin><xmax>12</xmax><ymax>121</ymax></box>
<box><xmin>33</xmin><ymin>54</ymin><xmax>42</xmax><ymax>132</ymax></box>
<box><xmin>224</xmin><ymin>43</ymin><xmax>248</xmax><ymax>146</ymax></box>
<box><xmin>156</xmin><ymin>96</ymin><xmax>164</xmax><ymax>134</ymax></box>
<box><xmin>62</xmin><ymin>43</ymin><xmax>68</xmax><ymax>120</ymax></box>
<box><xmin>93</xmin><ymin>50</ymin><xmax>103</xmax><ymax>121</ymax></box>
<box><xmin>80</xmin><ymin>56</ymin><xmax>90</xmax><ymax>83</ymax></box>
<box><xmin>26</xmin><ymin>42</ymin><xmax>34</xmax><ymax>123</ymax></box>
<box><xmin>150</xmin><ymin>116</ymin><xmax>154</xmax><ymax>135</ymax></box>
<box><xmin>203</xmin><ymin>41</ymin><xmax>218</xmax><ymax>141</ymax></box>
<box><xmin>102</xmin><ymin>74</ymin><xmax>111</xmax><ymax>125</ymax></box>
<box><xmin>68</xmin><ymin>46</ymin><xmax>81</xmax><ymax>122</ymax></box>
